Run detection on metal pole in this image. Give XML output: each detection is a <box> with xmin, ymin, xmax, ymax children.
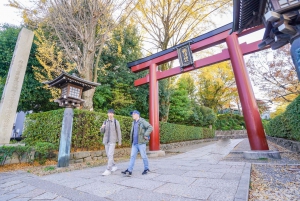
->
<box><xmin>149</xmin><ymin>63</ymin><xmax>160</xmax><ymax>151</ymax></box>
<box><xmin>226</xmin><ymin>33</ymin><xmax>269</xmax><ymax>150</ymax></box>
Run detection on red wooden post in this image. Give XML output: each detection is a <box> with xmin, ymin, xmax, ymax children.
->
<box><xmin>149</xmin><ymin>63</ymin><xmax>160</xmax><ymax>151</ymax></box>
<box><xmin>226</xmin><ymin>33</ymin><xmax>269</xmax><ymax>150</ymax></box>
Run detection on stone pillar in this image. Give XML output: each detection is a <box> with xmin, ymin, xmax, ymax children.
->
<box><xmin>0</xmin><ymin>28</ymin><xmax>34</xmax><ymax>144</ymax></box>
<box><xmin>57</xmin><ymin>108</ymin><xmax>74</xmax><ymax>167</ymax></box>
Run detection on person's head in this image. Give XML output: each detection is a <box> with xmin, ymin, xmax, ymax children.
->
<box><xmin>130</xmin><ymin>110</ymin><xmax>140</xmax><ymax>120</ymax></box>
<box><xmin>107</xmin><ymin>109</ymin><xmax>114</xmax><ymax>119</ymax></box>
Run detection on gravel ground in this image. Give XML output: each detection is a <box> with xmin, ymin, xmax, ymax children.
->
<box><xmin>222</xmin><ymin>139</ymin><xmax>300</xmax><ymax>201</ymax></box>
<box><xmin>249</xmin><ymin>164</ymin><xmax>300</xmax><ymax>201</ymax></box>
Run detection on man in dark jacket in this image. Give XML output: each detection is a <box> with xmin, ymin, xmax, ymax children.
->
<box><xmin>122</xmin><ymin>110</ymin><xmax>153</xmax><ymax>176</ymax></box>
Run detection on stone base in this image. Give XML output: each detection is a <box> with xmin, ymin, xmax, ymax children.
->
<box><xmin>243</xmin><ymin>150</ymin><xmax>281</xmax><ymax>159</ymax></box>
<box><xmin>147</xmin><ymin>150</ymin><xmax>166</xmax><ymax>158</ymax></box>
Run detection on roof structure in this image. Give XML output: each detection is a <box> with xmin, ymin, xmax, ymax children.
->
<box><xmin>45</xmin><ymin>72</ymin><xmax>100</xmax><ymax>91</ymax></box>
<box><xmin>231</xmin><ymin>0</ymin><xmax>300</xmax><ymax>50</ymax></box>
<box><xmin>231</xmin><ymin>0</ymin><xmax>268</xmax><ymax>33</ymax></box>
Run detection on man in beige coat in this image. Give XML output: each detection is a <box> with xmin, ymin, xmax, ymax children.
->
<box><xmin>100</xmin><ymin>109</ymin><xmax>122</xmax><ymax>176</ymax></box>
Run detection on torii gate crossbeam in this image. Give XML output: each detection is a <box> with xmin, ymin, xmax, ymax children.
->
<box><xmin>127</xmin><ymin>22</ymin><xmax>269</xmax><ymax>151</ymax></box>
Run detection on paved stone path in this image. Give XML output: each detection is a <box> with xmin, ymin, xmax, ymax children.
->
<box><xmin>1</xmin><ymin>139</ymin><xmax>251</xmax><ymax>201</ymax></box>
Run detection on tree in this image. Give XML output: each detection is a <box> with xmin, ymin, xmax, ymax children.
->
<box><xmin>32</xmin><ymin>26</ymin><xmax>75</xmax><ymax>99</ymax></box>
<box><xmin>10</xmin><ymin>0</ymin><xmax>137</xmax><ymax>110</ymax></box>
<box><xmin>246</xmin><ymin>45</ymin><xmax>300</xmax><ymax>104</ymax></box>
<box><xmin>196</xmin><ymin>61</ymin><xmax>238</xmax><ymax>112</ymax></box>
<box><xmin>177</xmin><ymin>73</ymin><xmax>196</xmax><ymax>100</ymax></box>
<box><xmin>0</xmin><ymin>24</ymin><xmax>58</xmax><ymax>112</ymax></box>
<box><xmin>270</xmin><ymin>103</ymin><xmax>289</xmax><ymax>118</ymax></box>
<box><xmin>168</xmin><ymin>76</ymin><xmax>192</xmax><ymax>124</ymax></box>
<box><xmin>256</xmin><ymin>99</ymin><xmax>271</xmax><ymax>114</ymax></box>
<box><xmin>168</xmin><ymin>73</ymin><xmax>217</xmax><ymax>127</ymax></box>
<box><xmin>134</xmin><ymin>0</ymin><xmax>232</xmax><ymax>121</ymax></box>
<box><xmin>93</xmin><ymin>22</ymin><xmax>149</xmax><ymax>116</ymax></box>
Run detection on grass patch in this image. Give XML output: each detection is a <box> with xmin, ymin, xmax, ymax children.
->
<box><xmin>44</xmin><ymin>166</ymin><xmax>55</xmax><ymax>171</ymax></box>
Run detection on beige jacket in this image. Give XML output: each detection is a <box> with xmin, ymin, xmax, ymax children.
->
<box><xmin>100</xmin><ymin>119</ymin><xmax>122</xmax><ymax>145</ymax></box>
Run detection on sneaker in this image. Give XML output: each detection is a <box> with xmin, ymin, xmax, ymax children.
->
<box><xmin>102</xmin><ymin>169</ymin><xmax>111</xmax><ymax>176</ymax></box>
<box><xmin>121</xmin><ymin>169</ymin><xmax>132</xmax><ymax>176</ymax></box>
<box><xmin>142</xmin><ymin>169</ymin><xmax>150</xmax><ymax>175</ymax></box>
<box><xmin>111</xmin><ymin>166</ymin><xmax>118</xmax><ymax>172</ymax></box>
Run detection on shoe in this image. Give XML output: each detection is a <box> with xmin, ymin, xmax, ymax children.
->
<box><xmin>121</xmin><ymin>169</ymin><xmax>132</xmax><ymax>176</ymax></box>
<box><xmin>111</xmin><ymin>166</ymin><xmax>118</xmax><ymax>172</ymax></box>
<box><xmin>142</xmin><ymin>169</ymin><xmax>150</xmax><ymax>175</ymax></box>
<box><xmin>102</xmin><ymin>169</ymin><xmax>111</xmax><ymax>176</ymax></box>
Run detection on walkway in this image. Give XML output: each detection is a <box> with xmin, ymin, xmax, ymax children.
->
<box><xmin>0</xmin><ymin>139</ymin><xmax>250</xmax><ymax>201</ymax></box>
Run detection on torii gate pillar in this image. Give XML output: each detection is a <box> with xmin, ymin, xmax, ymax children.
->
<box><xmin>226</xmin><ymin>33</ymin><xmax>269</xmax><ymax>150</ymax></box>
<box><xmin>149</xmin><ymin>63</ymin><xmax>160</xmax><ymax>151</ymax></box>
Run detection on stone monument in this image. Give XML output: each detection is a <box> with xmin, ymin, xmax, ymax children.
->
<box><xmin>0</xmin><ymin>28</ymin><xmax>34</xmax><ymax>145</ymax></box>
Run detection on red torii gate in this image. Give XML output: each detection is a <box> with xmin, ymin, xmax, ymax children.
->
<box><xmin>127</xmin><ymin>23</ymin><xmax>269</xmax><ymax>151</ymax></box>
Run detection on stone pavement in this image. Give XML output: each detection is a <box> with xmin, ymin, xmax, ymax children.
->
<box><xmin>0</xmin><ymin>139</ymin><xmax>251</xmax><ymax>201</ymax></box>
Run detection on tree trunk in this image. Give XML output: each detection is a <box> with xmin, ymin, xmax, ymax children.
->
<box><xmin>81</xmin><ymin>36</ymin><xmax>96</xmax><ymax>110</ymax></box>
<box><xmin>82</xmin><ymin>87</ymin><xmax>95</xmax><ymax>110</ymax></box>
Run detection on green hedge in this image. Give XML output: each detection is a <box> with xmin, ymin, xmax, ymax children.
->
<box><xmin>265</xmin><ymin>95</ymin><xmax>300</xmax><ymax>141</ymax></box>
<box><xmin>23</xmin><ymin>109</ymin><xmax>214</xmax><ymax>151</ymax></box>
<box><xmin>215</xmin><ymin>114</ymin><xmax>245</xmax><ymax>130</ymax></box>
<box><xmin>0</xmin><ymin>142</ymin><xmax>56</xmax><ymax>165</ymax></box>
<box><xmin>23</xmin><ymin>109</ymin><xmax>132</xmax><ymax>150</ymax></box>
<box><xmin>160</xmin><ymin>122</ymin><xmax>214</xmax><ymax>144</ymax></box>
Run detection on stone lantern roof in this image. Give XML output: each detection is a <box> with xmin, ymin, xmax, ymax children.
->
<box><xmin>45</xmin><ymin>71</ymin><xmax>100</xmax><ymax>91</ymax></box>
<box><xmin>45</xmin><ymin>72</ymin><xmax>100</xmax><ymax>108</ymax></box>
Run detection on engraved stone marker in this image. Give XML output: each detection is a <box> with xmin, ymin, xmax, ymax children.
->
<box><xmin>57</xmin><ymin>108</ymin><xmax>74</xmax><ymax>167</ymax></box>
<box><xmin>0</xmin><ymin>28</ymin><xmax>34</xmax><ymax>144</ymax></box>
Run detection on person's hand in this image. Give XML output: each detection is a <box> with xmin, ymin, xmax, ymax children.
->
<box><xmin>118</xmin><ymin>143</ymin><xmax>122</xmax><ymax>146</ymax></box>
<box><xmin>144</xmin><ymin>136</ymin><xmax>149</xmax><ymax>140</ymax></box>
<box><xmin>101</xmin><ymin>124</ymin><xmax>105</xmax><ymax>129</ymax></box>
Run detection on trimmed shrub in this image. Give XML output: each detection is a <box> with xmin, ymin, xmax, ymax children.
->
<box><xmin>160</xmin><ymin>122</ymin><xmax>214</xmax><ymax>144</ymax></box>
<box><xmin>265</xmin><ymin>95</ymin><xmax>300</xmax><ymax>141</ymax></box>
<box><xmin>0</xmin><ymin>146</ymin><xmax>15</xmax><ymax>165</ymax></box>
<box><xmin>215</xmin><ymin>114</ymin><xmax>245</xmax><ymax>130</ymax></box>
<box><xmin>203</xmin><ymin>128</ymin><xmax>215</xmax><ymax>139</ymax></box>
<box><xmin>284</xmin><ymin>95</ymin><xmax>300</xmax><ymax>141</ymax></box>
<box><xmin>23</xmin><ymin>109</ymin><xmax>215</xmax><ymax>150</ymax></box>
<box><xmin>0</xmin><ymin>145</ymin><xmax>34</xmax><ymax>165</ymax></box>
<box><xmin>34</xmin><ymin>142</ymin><xmax>57</xmax><ymax>164</ymax></box>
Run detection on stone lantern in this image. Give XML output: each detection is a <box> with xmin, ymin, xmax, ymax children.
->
<box><xmin>46</xmin><ymin>72</ymin><xmax>100</xmax><ymax>108</ymax></box>
<box><xmin>231</xmin><ymin>0</ymin><xmax>300</xmax><ymax>80</ymax></box>
<box><xmin>45</xmin><ymin>72</ymin><xmax>100</xmax><ymax>167</ymax></box>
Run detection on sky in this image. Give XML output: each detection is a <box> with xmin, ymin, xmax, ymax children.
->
<box><xmin>0</xmin><ymin>1</ymin><xmax>272</xmax><ymax>110</ymax></box>
<box><xmin>0</xmin><ymin>0</ymin><xmax>24</xmax><ymax>26</ymax></box>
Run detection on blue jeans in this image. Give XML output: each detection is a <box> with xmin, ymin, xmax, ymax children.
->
<box><xmin>128</xmin><ymin>143</ymin><xmax>149</xmax><ymax>172</ymax></box>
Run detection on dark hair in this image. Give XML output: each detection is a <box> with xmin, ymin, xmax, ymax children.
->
<box><xmin>107</xmin><ymin>109</ymin><xmax>114</xmax><ymax>114</ymax></box>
